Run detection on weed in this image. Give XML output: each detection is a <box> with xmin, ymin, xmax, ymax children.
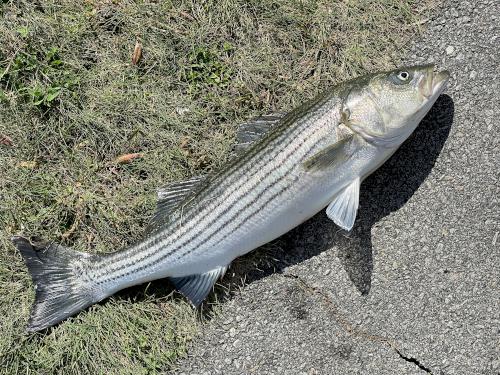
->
<box><xmin>0</xmin><ymin>46</ymin><xmax>78</xmax><ymax>111</ymax></box>
<box><xmin>182</xmin><ymin>44</ymin><xmax>234</xmax><ymax>91</ymax></box>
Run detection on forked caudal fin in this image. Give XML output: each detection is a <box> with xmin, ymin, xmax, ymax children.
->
<box><xmin>11</xmin><ymin>236</ymin><xmax>99</xmax><ymax>332</ymax></box>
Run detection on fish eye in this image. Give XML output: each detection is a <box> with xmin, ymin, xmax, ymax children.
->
<box><xmin>398</xmin><ymin>71</ymin><xmax>410</xmax><ymax>81</ymax></box>
<box><xmin>389</xmin><ymin>70</ymin><xmax>413</xmax><ymax>85</ymax></box>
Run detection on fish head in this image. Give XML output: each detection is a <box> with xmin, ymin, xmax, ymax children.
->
<box><xmin>343</xmin><ymin>64</ymin><xmax>450</xmax><ymax>147</ymax></box>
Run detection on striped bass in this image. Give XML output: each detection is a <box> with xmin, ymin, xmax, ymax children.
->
<box><xmin>12</xmin><ymin>64</ymin><xmax>449</xmax><ymax>331</ymax></box>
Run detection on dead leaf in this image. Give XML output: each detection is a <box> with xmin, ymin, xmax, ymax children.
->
<box><xmin>179</xmin><ymin>137</ymin><xmax>192</xmax><ymax>156</ymax></box>
<box><xmin>195</xmin><ymin>154</ymin><xmax>210</xmax><ymax>169</ymax></box>
<box><xmin>114</xmin><ymin>152</ymin><xmax>143</xmax><ymax>164</ymax></box>
<box><xmin>109</xmin><ymin>166</ymin><xmax>119</xmax><ymax>175</ymax></box>
<box><xmin>17</xmin><ymin>161</ymin><xmax>37</xmax><ymax>169</ymax></box>
<box><xmin>0</xmin><ymin>134</ymin><xmax>13</xmax><ymax>146</ymax></box>
<box><xmin>62</xmin><ymin>218</ymin><xmax>79</xmax><ymax>239</ymax></box>
<box><xmin>259</xmin><ymin>90</ymin><xmax>271</xmax><ymax>106</ymax></box>
<box><xmin>179</xmin><ymin>137</ymin><xmax>190</xmax><ymax>149</ymax></box>
<box><xmin>131</xmin><ymin>41</ymin><xmax>142</xmax><ymax>65</ymax></box>
<box><xmin>179</xmin><ymin>11</ymin><xmax>195</xmax><ymax>21</ymax></box>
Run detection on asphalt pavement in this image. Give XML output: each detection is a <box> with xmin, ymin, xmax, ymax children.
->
<box><xmin>173</xmin><ymin>1</ymin><xmax>499</xmax><ymax>374</ymax></box>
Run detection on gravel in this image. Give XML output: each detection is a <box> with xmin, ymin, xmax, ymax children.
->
<box><xmin>173</xmin><ymin>1</ymin><xmax>499</xmax><ymax>374</ymax></box>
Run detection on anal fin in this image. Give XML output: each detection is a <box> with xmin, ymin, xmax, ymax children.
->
<box><xmin>170</xmin><ymin>265</ymin><xmax>228</xmax><ymax>307</ymax></box>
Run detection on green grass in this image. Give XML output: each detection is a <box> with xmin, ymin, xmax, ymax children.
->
<box><xmin>0</xmin><ymin>0</ymin><xmax>435</xmax><ymax>373</ymax></box>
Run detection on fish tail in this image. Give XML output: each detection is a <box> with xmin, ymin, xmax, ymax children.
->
<box><xmin>12</xmin><ymin>236</ymin><xmax>101</xmax><ymax>332</ymax></box>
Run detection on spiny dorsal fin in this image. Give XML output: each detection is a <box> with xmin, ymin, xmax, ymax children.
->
<box><xmin>234</xmin><ymin>112</ymin><xmax>286</xmax><ymax>153</ymax></box>
<box><xmin>147</xmin><ymin>175</ymin><xmax>207</xmax><ymax>232</ymax></box>
<box><xmin>325</xmin><ymin>177</ymin><xmax>360</xmax><ymax>231</ymax></box>
<box><xmin>302</xmin><ymin>134</ymin><xmax>354</xmax><ymax>172</ymax></box>
<box><xmin>169</xmin><ymin>265</ymin><xmax>228</xmax><ymax>306</ymax></box>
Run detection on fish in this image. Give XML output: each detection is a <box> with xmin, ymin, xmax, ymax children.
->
<box><xmin>12</xmin><ymin>64</ymin><xmax>449</xmax><ymax>332</ymax></box>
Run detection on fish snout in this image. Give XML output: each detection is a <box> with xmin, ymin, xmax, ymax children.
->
<box><xmin>419</xmin><ymin>65</ymin><xmax>450</xmax><ymax>99</ymax></box>
<box><xmin>431</xmin><ymin>69</ymin><xmax>450</xmax><ymax>96</ymax></box>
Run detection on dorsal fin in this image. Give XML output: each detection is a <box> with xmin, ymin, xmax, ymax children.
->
<box><xmin>147</xmin><ymin>175</ymin><xmax>207</xmax><ymax>232</ymax></box>
<box><xmin>169</xmin><ymin>265</ymin><xmax>228</xmax><ymax>306</ymax></box>
<box><xmin>234</xmin><ymin>112</ymin><xmax>286</xmax><ymax>153</ymax></box>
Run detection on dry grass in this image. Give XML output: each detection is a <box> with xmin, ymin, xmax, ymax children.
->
<box><xmin>0</xmin><ymin>0</ymin><xmax>434</xmax><ymax>373</ymax></box>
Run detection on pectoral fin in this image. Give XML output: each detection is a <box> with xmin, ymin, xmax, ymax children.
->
<box><xmin>302</xmin><ymin>134</ymin><xmax>353</xmax><ymax>172</ymax></box>
<box><xmin>169</xmin><ymin>265</ymin><xmax>228</xmax><ymax>307</ymax></box>
<box><xmin>326</xmin><ymin>177</ymin><xmax>360</xmax><ymax>231</ymax></box>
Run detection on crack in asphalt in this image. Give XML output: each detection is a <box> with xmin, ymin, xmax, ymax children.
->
<box><xmin>283</xmin><ymin>273</ymin><xmax>434</xmax><ymax>374</ymax></box>
<box><xmin>394</xmin><ymin>348</ymin><xmax>433</xmax><ymax>373</ymax></box>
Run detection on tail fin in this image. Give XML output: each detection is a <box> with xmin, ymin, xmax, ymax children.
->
<box><xmin>12</xmin><ymin>236</ymin><xmax>98</xmax><ymax>332</ymax></box>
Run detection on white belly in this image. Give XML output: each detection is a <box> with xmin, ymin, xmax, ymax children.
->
<box><xmin>170</xmin><ymin>142</ymin><xmax>393</xmax><ymax>276</ymax></box>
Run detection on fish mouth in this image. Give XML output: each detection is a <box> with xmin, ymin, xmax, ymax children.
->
<box><xmin>431</xmin><ymin>69</ymin><xmax>450</xmax><ymax>96</ymax></box>
<box><xmin>420</xmin><ymin>65</ymin><xmax>450</xmax><ymax>100</ymax></box>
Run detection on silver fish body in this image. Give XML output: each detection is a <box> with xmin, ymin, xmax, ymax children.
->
<box><xmin>12</xmin><ymin>64</ymin><xmax>449</xmax><ymax>331</ymax></box>
<box><xmin>101</xmin><ymin>93</ymin><xmax>350</xmax><ymax>287</ymax></box>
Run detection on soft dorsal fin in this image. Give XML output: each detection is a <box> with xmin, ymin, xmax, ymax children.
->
<box><xmin>234</xmin><ymin>113</ymin><xmax>286</xmax><ymax>153</ymax></box>
<box><xmin>325</xmin><ymin>177</ymin><xmax>360</xmax><ymax>231</ymax></box>
<box><xmin>147</xmin><ymin>175</ymin><xmax>207</xmax><ymax>232</ymax></box>
<box><xmin>169</xmin><ymin>265</ymin><xmax>228</xmax><ymax>306</ymax></box>
<box><xmin>302</xmin><ymin>134</ymin><xmax>354</xmax><ymax>172</ymax></box>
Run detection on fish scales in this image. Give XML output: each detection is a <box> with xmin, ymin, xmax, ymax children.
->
<box><xmin>93</xmin><ymin>92</ymin><xmax>336</xmax><ymax>274</ymax></box>
<box><xmin>96</xmin><ymin>92</ymin><xmax>343</xmax><ymax>286</ymax></box>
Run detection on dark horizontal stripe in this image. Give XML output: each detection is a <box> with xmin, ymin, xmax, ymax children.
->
<box><xmin>94</xmin><ymin>91</ymin><xmax>341</xmax><ymax>282</ymax></box>
<box><xmin>97</xmin><ymin>106</ymin><xmax>323</xmax><ymax>275</ymax></box>
<box><xmin>94</xmin><ymin>104</ymin><xmax>308</xmax><ymax>273</ymax></box>
<box><xmin>126</xmin><ymin>112</ymin><xmax>334</xmax><ymax>278</ymax></box>
<box><xmin>176</xmin><ymin>130</ymin><xmax>333</xmax><ymax>261</ymax></box>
